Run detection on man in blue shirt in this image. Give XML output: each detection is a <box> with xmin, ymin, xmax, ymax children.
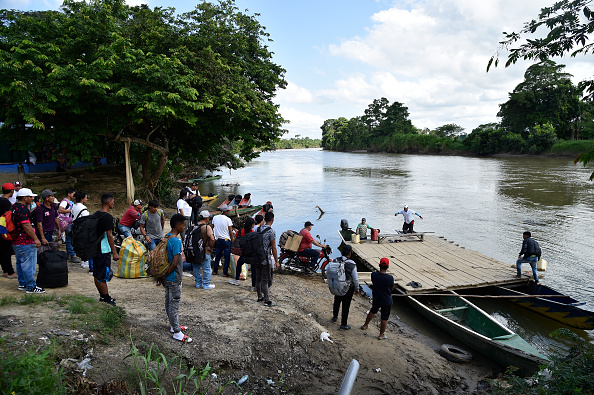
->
<box><xmin>157</xmin><ymin>213</ymin><xmax>192</xmax><ymax>343</ymax></box>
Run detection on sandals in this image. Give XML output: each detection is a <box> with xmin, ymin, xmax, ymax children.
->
<box><xmin>360</xmin><ymin>325</ymin><xmax>368</xmax><ymax>330</ymax></box>
<box><xmin>170</xmin><ymin>325</ymin><xmax>188</xmax><ymax>333</ymax></box>
<box><xmin>173</xmin><ymin>334</ymin><xmax>193</xmax><ymax>343</ymax></box>
<box><xmin>378</xmin><ymin>334</ymin><xmax>387</xmax><ymax>340</ymax></box>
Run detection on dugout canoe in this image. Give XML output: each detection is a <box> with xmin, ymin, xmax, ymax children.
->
<box><xmin>403</xmin><ymin>289</ymin><xmax>547</xmax><ymax>376</ymax></box>
<box><xmin>487</xmin><ymin>283</ymin><xmax>594</xmax><ymax>330</ymax></box>
<box><xmin>210</xmin><ymin>205</ymin><xmax>262</xmax><ymax>218</ymax></box>
<box><xmin>177</xmin><ymin>174</ymin><xmax>222</xmax><ymax>184</ymax></box>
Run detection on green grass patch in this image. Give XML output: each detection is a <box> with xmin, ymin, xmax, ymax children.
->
<box><xmin>0</xmin><ymin>337</ymin><xmax>67</xmax><ymax>395</ymax></box>
<box><xmin>99</xmin><ymin>306</ymin><xmax>127</xmax><ymax>334</ymax></box>
<box><xmin>550</xmin><ymin>139</ymin><xmax>594</xmax><ymax>155</ymax></box>
<box><xmin>18</xmin><ymin>293</ymin><xmax>57</xmax><ymax>305</ymax></box>
<box><xmin>0</xmin><ymin>295</ymin><xmax>18</xmax><ymax>306</ymax></box>
<box><xmin>66</xmin><ymin>295</ymin><xmax>96</xmax><ymax>315</ymax></box>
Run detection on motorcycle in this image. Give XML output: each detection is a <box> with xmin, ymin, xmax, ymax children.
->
<box><xmin>278</xmin><ymin>235</ymin><xmax>333</xmax><ymax>278</ymax></box>
<box><xmin>113</xmin><ymin>217</ymin><xmax>145</xmax><ymax>253</ymax></box>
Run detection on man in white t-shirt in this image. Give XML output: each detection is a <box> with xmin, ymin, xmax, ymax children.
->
<box><xmin>72</xmin><ymin>191</ymin><xmax>92</xmax><ymax>270</ymax></box>
<box><xmin>212</xmin><ymin>205</ymin><xmax>234</xmax><ymax>276</ymax></box>
<box><xmin>176</xmin><ymin>189</ymin><xmax>192</xmax><ymax>240</ymax></box>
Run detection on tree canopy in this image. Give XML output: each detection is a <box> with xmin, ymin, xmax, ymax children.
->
<box><xmin>0</xmin><ymin>0</ymin><xmax>287</xmax><ymax>190</ymax></box>
<box><xmin>487</xmin><ymin>0</ymin><xmax>594</xmax><ymax>179</ymax></box>
<box><xmin>497</xmin><ymin>60</ymin><xmax>581</xmax><ymax>139</ymax></box>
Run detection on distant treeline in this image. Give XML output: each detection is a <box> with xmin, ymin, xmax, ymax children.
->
<box><xmin>273</xmin><ymin>136</ymin><xmax>321</xmax><ymax>149</ymax></box>
<box><xmin>322</xmin><ymin>61</ymin><xmax>594</xmax><ymax>156</ymax></box>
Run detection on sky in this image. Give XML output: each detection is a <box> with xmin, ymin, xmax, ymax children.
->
<box><xmin>3</xmin><ymin>0</ymin><xmax>592</xmax><ymax>138</ymax></box>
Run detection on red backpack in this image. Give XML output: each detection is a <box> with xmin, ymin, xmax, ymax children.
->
<box><xmin>0</xmin><ymin>210</ymin><xmax>19</xmax><ymax>242</ymax></box>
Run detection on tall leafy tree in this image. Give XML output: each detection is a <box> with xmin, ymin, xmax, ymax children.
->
<box><xmin>497</xmin><ymin>60</ymin><xmax>580</xmax><ymax>139</ymax></box>
<box><xmin>434</xmin><ymin>123</ymin><xmax>464</xmax><ymax>137</ymax></box>
<box><xmin>379</xmin><ymin>101</ymin><xmax>414</xmax><ymax>135</ymax></box>
<box><xmin>0</xmin><ymin>0</ymin><xmax>286</xmax><ymax>191</ymax></box>
<box><xmin>487</xmin><ymin>0</ymin><xmax>594</xmax><ymax>179</ymax></box>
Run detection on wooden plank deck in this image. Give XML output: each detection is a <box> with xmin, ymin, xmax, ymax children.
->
<box><xmin>344</xmin><ymin>234</ymin><xmax>531</xmax><ymax>294</ymax></box>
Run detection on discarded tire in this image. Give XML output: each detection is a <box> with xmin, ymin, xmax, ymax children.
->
<box><xmin>439</xmin><ymin>344</ymin><xmax>473</xmax><ymax>363</ymax></box>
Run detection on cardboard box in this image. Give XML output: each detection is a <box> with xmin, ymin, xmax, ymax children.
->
<box><xmin>284</xmin><ymin>234</ymin><xmax>303</xmax><ymax>252</ymax></box>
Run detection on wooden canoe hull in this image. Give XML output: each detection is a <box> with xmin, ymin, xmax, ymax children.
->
<box><xmin>405</xmin><ymin>291</ymin><xmax>547</xmax><ymax>376</ymax></box>
<box><xmin>210</xmin><ymin>205</ymin><xmax>262</xmax><ymax>218</ymax></box>
<box><xmin>489</xmin><ymin>284</ymin><xmax>594</xmax><ymax>330</ymax></box>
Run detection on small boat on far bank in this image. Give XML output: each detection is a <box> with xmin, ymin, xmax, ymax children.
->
<box><xmin>177</xmin><ymin>174</ymin><xmax>222</xmax><ymax>184</ymax></box>
<box><xmin>485</xmin><ymin>283</ymin><xmax>594</xmax><ymax>330</ymax></box>
<box><xmin>403</xmin><ymin>289</ymin><xmax>548</xmax><ymax>376</ymax></box>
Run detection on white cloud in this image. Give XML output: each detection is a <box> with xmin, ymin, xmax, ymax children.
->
<box><xmin>125</xmin><ymin>0</ymin><xmax>148</xmax><ymax>6</ymax></box>
<box><xmin>279</xmin><ymin>107</ymin><xmax>325</xmax><ymax>139</ymax></box>
<box><xmin>275</xmin><ymin>81</ymin><xmax>316</xmax><ymax>104</ymax></box>
<box><xmin>308</xmin><ymin>0</ymin><xmax>585</xmax><ymax>133</ymax></box>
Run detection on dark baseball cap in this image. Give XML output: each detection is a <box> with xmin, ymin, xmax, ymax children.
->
<box><xmin>342</xmin><ymin>245</ymin><xmax>353</xmax><ymax>254</ymax></box>
<box><xmin>304</xmin><ymin>221</ymin><xmax>314</xmax><ymax>227</ymax></box>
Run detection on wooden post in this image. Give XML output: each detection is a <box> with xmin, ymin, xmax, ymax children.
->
<box><xmin>123</xmin><ymin>138</ymin><xmax>135</xmax><ymax>205</ymax></box>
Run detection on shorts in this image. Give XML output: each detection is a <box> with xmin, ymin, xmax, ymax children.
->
<box><xmin>370</xmin><ymin>303</ymin><xmax>391</xmax><ymax>321</ymax></box>
<box><xmin>93</xmin><ymin>252</ymin><xmax>113</xmax><ymax>283</ymax></box>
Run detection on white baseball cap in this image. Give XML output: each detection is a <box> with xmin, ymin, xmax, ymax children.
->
<box><xmin>16</xmin><ymin>188</ymin><xmax>37</xmax><ymax>197</ymax></box>
<box><xmin>200</xmin><ymin>210</ymin><xmax>212</xmax><ymax>218</ymax></box>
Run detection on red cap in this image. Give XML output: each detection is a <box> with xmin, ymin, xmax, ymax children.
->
<box><xmin>379</xmin><ymin>257</ymin><xmax>389</xmax><ymax>267</ymax></box>
<box><xmin>2</xmin><ymin>183</ymin><xmax>14</xmax><ymax>191</ymax></box>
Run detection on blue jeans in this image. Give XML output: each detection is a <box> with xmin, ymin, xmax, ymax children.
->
<box><xmin>65</xmin><ymin>228</ymin><xmax>75</xmax><ymax>256</ymax></box>
<box><xmin>193</xmin><ymin>254</ymin><xmax>212</xmax><ymax>288</ymax></box>
<box><xmin>14</xmin><ymin>244</ymin><xmax>38</xmax><ymax>290</ymax></box>
<box><xmin>516</xmin><ymin>256</ymin><xmax>539</xmax><ymax>283</ymax></box>
<box><xmin>299</xmin><ymin>248</ymin><xmax>320</xmax><ymax>269</ymax></box>
<box><xmin>118</xmin><ymin>224</ymin><xmax>131</xmax><ymax>238</ymax></box>
<box><xmin>44</xmin><ymin>231</ymin><xmax>53</xmax><ymax>242</ymax></box>
<box><xmin>146</xmin><ymin>237</ymin><xmax>161</xmax><ymax>252</ymax></box>
<box><xmin>213</xmin><ymin>239</ymin><xmax>231</xmax><ymax>275</ymax></box>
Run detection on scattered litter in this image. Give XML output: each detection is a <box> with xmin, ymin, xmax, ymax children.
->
<box><xmin>211</xmin><ymin>373</ymin><xmax>218</xmax><ymax>379</ymax></box>
<box><xmin>77</xmin><ymin>357</ymin><xmax>92</xmax><ymax>371</ymax></box>
<box><xmin>320</xmin><ymin>332</ymin><xmax>333</xmax><ymax>343</ymax></box>
<box><xmin>237</xmin><ymin>375</ymin><xmax>248</xmax><ymax>385</ymax></box>
<box><xmin>267</xmin><ymin>379</ymin><xmax>275</xmax><ymax>385</ymax></box>
<box><xmin>38</xmin><ymin>336</ymin><xmax>49</xmax><ymax>342</ymax></box>
<box><xmin>375</xmin><ymin>368</ymin><xmax>381</xmax><ymax>373</ymax></box>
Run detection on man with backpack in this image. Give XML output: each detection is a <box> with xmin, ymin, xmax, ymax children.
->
<box><xmin>12</xmin><ymin>188</ymin><xmax>44</xmax><ymax>293</ymax></box>
<box><xmin>58</xmin><ymin>187</ymin><xmax>80</xmax><ymax>263</ymax></box>
<box><xmin>329</xmin><ymin>244</ymin><xmax>359</xmax><ymax>330</ymax></box>
<box><xmin>185</xmin><ymin>210</ymin><xmax>215</xmax><ymax>289</ymax></box>
<box><xmin>254</xmin><ymin>211</ymin><xmax>279</xmax><ymax>307</ymax></box>
<box><xmin>0</xmin><ymin>183</ymin><xmax>17</xmax><ymax>279</ymax></box>
<box><xmin>139</xmin><ymin>200</ymin><xmax>165</xmax><ymax>251</ymax></box>
<box><xmin>186</xmin><ymin>182</ymin><xmax>202</xmax><ymax>226</ymax></box>
<box><xmin>361</xmin><ymin>257</ymin><xmax>395</xmax><ymax>340</ymax></box>
<box><xmin>212</xmin><ymin>205</ymin><xmax>234</xmax><ymax>276</ymax></box>
<box><xmin>92</xmin><ymin>193</ymin><xmax>119</xmax><ymax>305</ymax></box>
<box><xmin>36</xmin><ymin>189</ymin><xmax>62</xmax><ymax>245</ymax></box>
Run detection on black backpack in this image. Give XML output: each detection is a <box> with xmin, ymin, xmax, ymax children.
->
<box><xmin>187</xmin><ymin>195</ymin><xmax>203</xmax><ymax>209</ymax></box>
<box><xmin>71</xmin><ymin>210</ymin><xmax>102</xmax><ymax>261</ymax></box>
<box><xmin>183</xmin><ymin>224</ymin><xmax>206</xmax><ymax>264</ymax></box>
<box><xmin>239</xmin><ymin>226</ymin><xmax>271</xmax><ymax>265</ymax></box>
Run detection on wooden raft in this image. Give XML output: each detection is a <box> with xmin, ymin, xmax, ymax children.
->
<box><xmin>345</xmin><ymin>235</ymin><xmax>525</xmax><ymax>294</ymax></box>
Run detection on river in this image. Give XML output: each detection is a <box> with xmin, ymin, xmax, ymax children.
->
<box><xmin>200</xmin><ymin>148</ymin><xmax>594</xmax><ymax>354</ymax></box>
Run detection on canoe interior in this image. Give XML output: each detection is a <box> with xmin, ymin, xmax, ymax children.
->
<box><xmin>501</xmin><ymin>283</ymin><xmax>584</xmax><ymax>306</ymax></box>
<box><xmin>413</xmin><ymin>293</ymin><xmax>512</xmax><ymax>339</ymax></box>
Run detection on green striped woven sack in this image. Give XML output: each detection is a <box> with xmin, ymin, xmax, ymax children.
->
<box><xmin>115</xmin><ymin>237</ymin><xmax>148</xmax><ymax>278</ymax></box>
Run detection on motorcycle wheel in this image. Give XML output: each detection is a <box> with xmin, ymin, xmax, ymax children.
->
<box><xmin>278</xmin><ymin>253</ymin><xmax>292</xmax><ymax>275</ymax></box>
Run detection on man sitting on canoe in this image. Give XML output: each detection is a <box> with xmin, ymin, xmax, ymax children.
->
<box><xmin>298</xmin><ymin>221</ymin><xmax>327</xmax><ymax>273</ymax></box>
<box><xmin>394</xmin><ymin>205</ymin><xmax>423</xmax><ymax>234</ymax></box>
<box><xmin>516</xmin><ymin>231</ymin><xmax>541</xmax><ymax>285</ymax></box>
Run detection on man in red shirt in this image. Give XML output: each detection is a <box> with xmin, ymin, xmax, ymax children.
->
<box><xmin>298</xmin><ymin>221</ymin><xmax>326</xmax><ymax>273</ymax></box>
<box><xmin>118</xmin><ymin>199</ymin><xmax>144</xmax><ymax>238</ymax></box>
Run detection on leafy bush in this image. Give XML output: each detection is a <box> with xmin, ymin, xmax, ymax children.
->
<box><xmin>526</xmin><ymin>124</ymin><xmax>557</xmax><ymax>154</ymax></box>
<box><xmin>492</xmin><ymin>328</ymin><xmax>594</xmax><ymax>394</ymax></box>
<box><xmin>0</xmin><ymin>337</ymin><xmax>66</xmax><ymax>395</ymax></box>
